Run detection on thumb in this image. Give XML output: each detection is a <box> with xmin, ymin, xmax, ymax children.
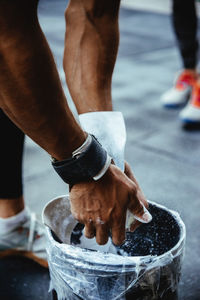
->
<box><xmin>133</xmin><ymin>203</ymin><xmax>152</xmax><ymax>223</ymax></box>
<box><xmin>128</xmin><ymin>188</ymin><xmax>152</xmax><ymax>224</ymax></box>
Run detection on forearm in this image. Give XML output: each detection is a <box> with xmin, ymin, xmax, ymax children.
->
<box><xmin>0</xmin><ymin>1</ymin><xmax>85</xmax><ymax>160</ymax></box>
<box><xmin>63</xmin><ymin>0</ymin><xmax>120</xmax><ymax>114</ymax></box>
<box><xmin>0</xmin><ymin>92</ymin><xmax>85</xmax><ymax>161</ymax></box>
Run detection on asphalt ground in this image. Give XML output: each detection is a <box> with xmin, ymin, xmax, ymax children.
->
<box><xmin>0</xmin><ymin>1</ymin><xmax>200</xmax><ymax>299</ymax></box>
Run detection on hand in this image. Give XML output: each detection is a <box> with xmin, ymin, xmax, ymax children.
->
<box><xmin>69</xmin><ymin>163</ymin><xmax>152</xmax><ymax>246</ymax></box>
<box><xmin>124</xmin><ymin>161</ymin><xmax>150</xmax><ymax>231</ymax></box>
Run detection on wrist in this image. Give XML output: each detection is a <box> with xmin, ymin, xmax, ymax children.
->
<box><xmin>51</xmin><ymin>130</ymin><xmax>87</xmax><ymax>161</ymax></box>
<box><xmin>52</xmin><ymin>133</ymin><xmax>111</xmax><ymax>185</ymax></box>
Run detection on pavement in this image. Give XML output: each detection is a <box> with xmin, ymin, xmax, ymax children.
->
<box><xmin>122</xmin><ymin>0</ymin><xmax>172</xmax><ymax>14</ymax></box>
<box><xmin>1</xmin><ymin>0</ymin><xmax>200</xmax><ymax>299</ymax></box>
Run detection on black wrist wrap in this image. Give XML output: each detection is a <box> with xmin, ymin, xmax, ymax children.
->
<box><xmin>52</xmin><ymin>135</ymin><xmax>107</xmax><ymax>185</ymax></box>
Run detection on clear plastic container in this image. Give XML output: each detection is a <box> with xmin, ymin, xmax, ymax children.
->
<box><xmin>43</xmin><ymin>196</ymin><xmax>186</xmax><ymax>300</ymax></box>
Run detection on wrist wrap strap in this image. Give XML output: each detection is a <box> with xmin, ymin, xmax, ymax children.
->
<box><xmin>52</xmin><ymin>135</ymin><xmax>109</xmax><ymax>185</ymax></box>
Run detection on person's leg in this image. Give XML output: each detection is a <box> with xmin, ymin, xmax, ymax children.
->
<box><xmin>0</xmin><ymin>106</ymin><xmax>48</xmax><ymax>267</ymax></box>
<box><xmin>63</xmin><ymin>0</ymin><xmax>120</xmax><ymax>113</ymax></box>
<box><xmin>172</xmin><ymin>0</ymin><xmax>200</xmax><ymax>124</ymax></box>
<box><xmin>161</xmin><ymin>0</ymin><xmax>198</xmax><ymax>107</ymax></box>
<box><xmin>0</xmin><ymin>108</ymin><xmax>25</xmax><ymax>218</ymax></box>
<box><xmin>0</xmin><ymin>0</ymin><xmax>80</xmax><ymax>266</ymax></box>
<box><xmin>172</xmin><ymin>0</ymin><xmax>198</xmax><ymax>70</ymax></box>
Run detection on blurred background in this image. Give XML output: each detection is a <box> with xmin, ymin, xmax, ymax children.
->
<box><xmin>21</xmin><ymin>0</ymin><xmax>200</xmax><ymax>299</ymax></box>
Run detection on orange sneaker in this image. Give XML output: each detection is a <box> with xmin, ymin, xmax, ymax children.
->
<box><xmin>180</xmin><ymin>81</ymin><xmax>200</xmax><ymax>124</ymax></box>
<box><xmin>161</xmin><ymin>70</ymin><xmax>197</xmax><ymax>107</ymax></box>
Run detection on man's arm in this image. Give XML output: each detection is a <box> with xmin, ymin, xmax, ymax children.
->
<box><xmin>0</xmin><ymin>0</ymin><xmax>85</xmax><ymax>161</ymax></box>
<box><xmin>63</xmin><ymin>0</ymin><xmax>120</xmax><ymax>114</ymax></box>
<box><xmin>63</xmin><ymin>0</ymin><xmax>152</xmax><ymax>244</ymax></box>
<box><xmin>0</xmin><ymin>0</ymin><xmax>150</xmax><ymax>246</ymax></box>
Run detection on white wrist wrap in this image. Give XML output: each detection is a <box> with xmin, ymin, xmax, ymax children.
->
<box><xmin>79</xmin><ymin>111</ymin><xmax>126</xmax><ymax>171</ymax></box>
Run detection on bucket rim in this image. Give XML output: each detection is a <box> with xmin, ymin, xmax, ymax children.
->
<box><xmin>43</xmin><ymin>195</ymin><xmax>186</xmax><ymax>270</ymax></box>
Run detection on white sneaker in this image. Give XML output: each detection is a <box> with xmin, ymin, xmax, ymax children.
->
<box><xmin>180</xmin><ymin>104</ymin><xmax>200</xmax><ymax>123</ymax></box>
<box><xmin>161</xmin><ymin>87</ymin><xmax>191</xmax><ymax>107</ymax></box>
<box><xmin>161</xmin><ymin>70</ymin><xmax>196</xmax><ymax>107</ymax></box>
<box><xmin>0</xmin><ymin>210</ymin><xmax>48</xmax><ymax>268</ymax></box>
<box><xmin>180</xmin><ymin>82</ymin><xmax>200</xmax><ymax>124</ymax></box>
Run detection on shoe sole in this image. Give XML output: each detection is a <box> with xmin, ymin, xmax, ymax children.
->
<box><xmin>162</xmin><ymin>102</ymin><xmax>187</xmax><ymax>109</ymax></box>
<box><xmin>0</xmin><ymin>249</ymin><xmax>48</xmax><ymax>268</ymax></box>
<box><xmin>181</xmin><ymin>118</ymin><xmax>200</xmax><ymax>124</ymax></box>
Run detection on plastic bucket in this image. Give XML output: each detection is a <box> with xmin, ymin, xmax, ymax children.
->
<box><xmin>43</xmin><ymin>196</ymin><xmax>185</xmax><ymax>300</ymax></box>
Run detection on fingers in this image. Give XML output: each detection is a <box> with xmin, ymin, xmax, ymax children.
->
<box><xmin>84</xmin><ymin>218</ymin><xmax>109</xmax><ymax>245</ymax></box>
<box><xmin>84</xmin><ymin>221</ymin><xmax>95</xmax><ymax>239</ymax></box>
<box><xmin>111</xmin><ymin>215</ymin><xmax>126</xmax><ymax>246</ymax></box>
<box><xmin>128</xmin><ymin>188</ymin><xmax>152</xmax><ymax>223</ymax></box>
<box><xmin>124</xmin><ymin>162</ymin><xmax>135</xmax><ymax>182</ymax></box>
<box><xmin>130</xmin><ymin>219</ymin><xmax>140</xmax><ymax>232</ymax></box>
<box><xmin>124</xmin><ymin>162</ymin><xmax>148</xmax><ymax>208</ymax></box>
<box><xmin>124</xmin><ymin>162</ymin><xmax>141</xmax><ymax>188</ymax></box>
<box><xmin>95</xmin><ymin>223</ymin><xmax>109</xmax><ymax>245</ymax></box>
<box><xmin>85</xmin><ymin>217</ymin><xmax>124</xmax><ymax>246</ymax></box>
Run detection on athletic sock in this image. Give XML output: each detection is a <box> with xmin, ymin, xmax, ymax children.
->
<box><xmin>0</xmin><ymin>208</ymin><xmax>29</xmax><ymax>234</ymax></box>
